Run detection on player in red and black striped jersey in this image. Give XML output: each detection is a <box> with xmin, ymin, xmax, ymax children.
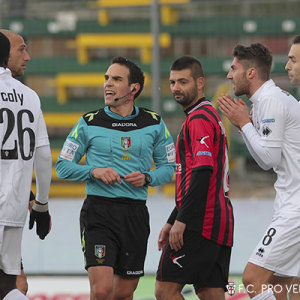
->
<box><xmin>155</xmin><ymin>56</ymin><xmax>234</xmax><ymax>300</ymax></box>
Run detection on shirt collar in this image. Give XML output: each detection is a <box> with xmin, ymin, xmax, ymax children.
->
<box><xmin>184</xmin><ymin>97</ymin><xmax>211</xmax><ymax>116</ymax></box>
<box><xmin>104</xmin><ymin>106</ymin><xmax>138</xmax><ymax>120</ymax></box>
<box><xmin>0</xmin><ymin>67</ymin><xmax>12</xmax><ymax>76</ymax></box>
<box><xmin>250</xmin><ymin>79</ymin><xmax>275</xmax><ymax>104</ymax></box>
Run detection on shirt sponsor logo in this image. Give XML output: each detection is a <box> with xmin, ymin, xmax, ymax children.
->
<box><xmin>112</xmin><ymin>123</ymin><xmax>137</xmax><ymax>127</ymax></box>
<box><xmin>165</xmin><ymin>143</ymin><xmax>176</xmax><ymax>162</ymax></box>
<box><xmin>196</xmin><ymin>151</ymin><xmax>212</xmax><ymax>157</ymax></box>
<box><xmin>262</xmin><ymin>118</ymin><xmax>275</xmax><ymax>124</ymax></box>
<box><xmin>60</xmin><ymin>139</ymin><xmax>79</xmax><ymax>161</ymax></box>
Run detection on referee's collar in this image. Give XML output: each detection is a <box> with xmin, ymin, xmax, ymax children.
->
<box><xmin>184</xmin><ymin>97</ymin><xmax>212</xmax><ymax>116</ymax></box>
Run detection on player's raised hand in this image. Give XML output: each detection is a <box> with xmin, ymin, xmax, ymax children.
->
<box><xmin>218</xmin><ymin>94</ymin><xmax>250</xmax><ymax>130</ymax></box>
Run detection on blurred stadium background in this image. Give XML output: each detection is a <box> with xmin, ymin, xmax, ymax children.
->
<box><xmin>0</xmin><ymin>0</ymin><xmax>299</xmax><ymax>299</ymax></box>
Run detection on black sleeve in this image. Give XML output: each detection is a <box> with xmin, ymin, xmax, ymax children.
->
<box><xmin>176</xmin><ymin>168</ymin><xmax>212</xmax><ymax>228</ymax></box>
<box><xmin>167</xmin><ymin>206</ymin><xmax>178</xmax><ymax>225</ymax></box>
<box><xmin>29</xmin><ymin>191</ymin><xmax>35</xmax><ymax>201</ymax></box>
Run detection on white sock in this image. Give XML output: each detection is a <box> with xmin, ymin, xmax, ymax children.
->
<box><xmin>3</xmin><ymin>289</ymin><xmax>29</xmax><ymax>300</ymax></box>
<box><xmin>252</xmin><ymin>289</ymin><xmax>276</xmax><ymax>300</ymax></box>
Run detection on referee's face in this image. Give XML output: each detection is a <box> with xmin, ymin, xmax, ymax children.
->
<box><xmin>104</xmin><ymin>63</ymin><xmax>132</xmax><ymax>107</ymax></box>
<box><xmin>169</xmin><ymin>69</ymin><xmax>201</xmax><ymax>109</ymax></box>
<box><xmin>227</xmin><ymin>57</ymin><xmax>250</xmax><ymax>97</ymax></box>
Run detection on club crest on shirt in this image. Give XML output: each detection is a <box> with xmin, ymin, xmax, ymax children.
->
<box><xmin>121</xmin><ymin>137</ymin><xmax>131</xmax><ymax>150</ymax></box>
<box><xmin>95</xmin><ymin>245</ymin><xmax>106</xmax><ymax>259</ymax></box>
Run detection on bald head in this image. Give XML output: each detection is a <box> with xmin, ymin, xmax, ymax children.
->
<box><xmin>0</xmin><ymin>29</ymin><xmax>15</xmax><ymax>39</ymax></box>
<box><xmin>0</xmin><ymin>32</ymin><xmax>10</xmax><ymax>68</ymax></box>
<box><xmin>0</xmin><ymin>29</ymin><xmax>30</xmax><ymax>77</ymax></box>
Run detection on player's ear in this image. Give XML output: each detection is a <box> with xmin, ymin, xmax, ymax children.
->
<box><xmin>196</xmin><ymin>76</ymin><xmax>205</xmax><ymax>91</ymax></box>
<box><xmin>247</xmin><ymin>67</ymin><xmax>256</xmax><ymax>80</ymax></box>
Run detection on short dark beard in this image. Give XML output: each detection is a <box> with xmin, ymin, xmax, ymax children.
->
<box><xmin>173</xmin><ymin>85</ymin><xmax>198</xmax><ymax>107</ymax></box>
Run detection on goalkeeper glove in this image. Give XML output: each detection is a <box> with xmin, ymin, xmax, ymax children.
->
<box><xmin>29</xmin><ymin>201</ymin><xmax>51</xmax><ymax>240</ymax></box>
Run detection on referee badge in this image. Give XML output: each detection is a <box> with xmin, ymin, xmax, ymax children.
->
<box><xmin>95</xmin><ymin>245</ymin><xmax>106</xmax><ymax>258</ymax></box>
<box><xmin>121</xmin><ymin>137</ymin><xmax>131</xmax><ymax>150</ymax></box>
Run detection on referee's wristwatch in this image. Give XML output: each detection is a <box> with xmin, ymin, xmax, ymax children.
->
<box><xmin>143</xmin><ymin>173</ymin><xmax>152</xmax><ymax>186</ymax></box>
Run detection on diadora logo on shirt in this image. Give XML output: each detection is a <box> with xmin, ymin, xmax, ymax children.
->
<box><xmin>127</xmin><ymin>270</ymin><xmax>143</xmax><ymax>275</ymax></box>
<box><xmin>112</xmin><ymin>122</ymin><xmax>137</xmax><ymax>127</ymax></box>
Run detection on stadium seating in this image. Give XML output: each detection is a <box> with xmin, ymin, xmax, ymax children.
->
<box><xmin>3</xmin><ymin>5</ymin><xmax>298</xmax><ymax>197</ymax></box>
<box><xmin>73</xmin><ymin>33</ymin><xmax>171</xmax><ymax>64</ymax></box>
<box><xmin>89</xmin><ymin>0</ymin><xmax>190</xmax><ymax>25</ymax></box>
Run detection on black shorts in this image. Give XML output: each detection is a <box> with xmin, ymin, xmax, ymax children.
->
<box><xmin>80</xmin><ymin>195</ymin><xmax>150</xmax><ymax>278</ymax></box>
<box><xmin>156</xmin><ymin>229</ymin><xmax>231</xmax><ymax>292</ymax></box>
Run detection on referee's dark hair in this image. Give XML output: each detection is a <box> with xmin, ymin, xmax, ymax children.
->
<box><xmin>111</xmin><ymin>56</ymin><xmax>145</xmax><ymax>99</ymax></box>
<box><xmin>0</xmin><ymin>32</ymin><xmax>10</xmax><ymax>68</ymax></box>
<box><xmin>292</xmin><ymin>35</ymin><xmax>300</xmax><ymax>44</ymax></box>
<box><xmin>170</xmin><ymin>55</ymin><xmax>204</xmax><ymax>81</ymax></box>
<box><xmin>233</xmin><ymin>43</ymin><xmax>272</xmax><ymax>82</ymax></box>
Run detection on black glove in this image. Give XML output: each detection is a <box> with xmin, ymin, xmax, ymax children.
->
<box><xmin>29</xmin><ymin>202</ymin><xmax>51</xmax><ymax>240</ymax></box>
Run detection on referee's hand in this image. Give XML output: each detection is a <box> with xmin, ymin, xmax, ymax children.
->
<box><xmin>92</xmin><ymin>168</ymin><xmax>122</xmax><ymax>185</ymax></box>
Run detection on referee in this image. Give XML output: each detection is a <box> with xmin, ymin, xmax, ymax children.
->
<box><xmin>56</xmin><ymin>57</ymin><xmax>176</xmax><ymax>300</ymax></box>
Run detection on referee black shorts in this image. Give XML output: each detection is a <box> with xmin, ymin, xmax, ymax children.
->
<box><xmin>80</xmin><ymin>195</ymin><xmax>150</xmax><ymax>278</ymax></box>
<box><xmin>156</xmin><ymin>229</ymin><xmax>231</xmax><ymax>293</ymax></box>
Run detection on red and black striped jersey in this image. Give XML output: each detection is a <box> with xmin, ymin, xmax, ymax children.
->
<box><xmin>175</xmin><ymin>98</ymin><xmax>234</xmax><ymax>247</ymax></box>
